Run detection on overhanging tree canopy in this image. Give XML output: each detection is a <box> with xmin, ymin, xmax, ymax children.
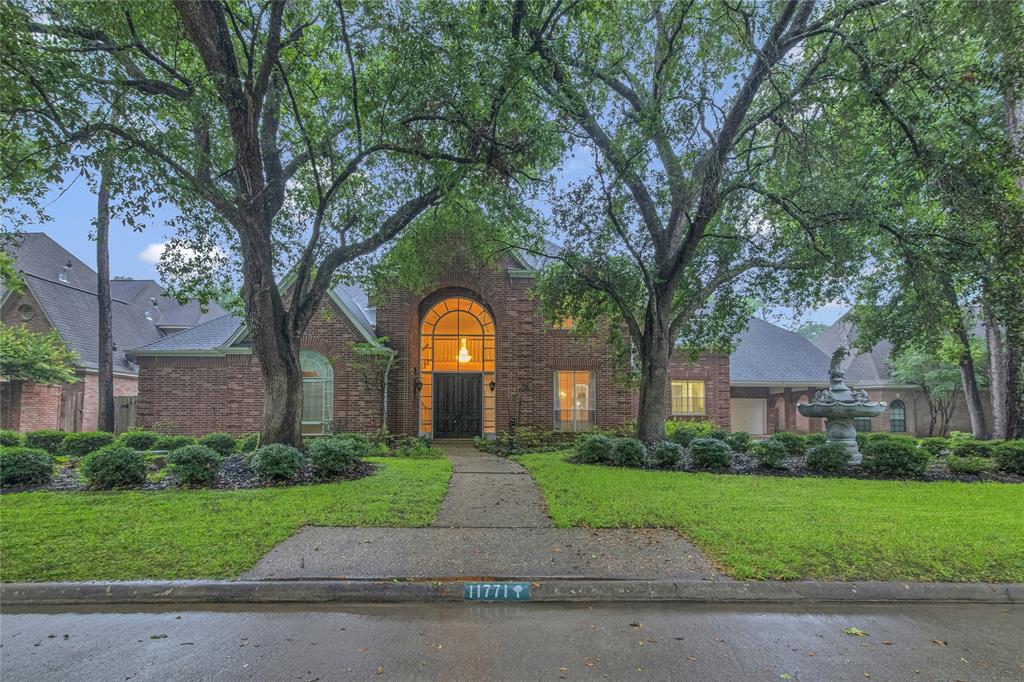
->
<box><xmin>3</xmin><ymin>0</ymin><xmax>556</xmax><ymax>445</ymax></box>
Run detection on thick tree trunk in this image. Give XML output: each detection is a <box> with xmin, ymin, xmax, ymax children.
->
<box><xmin>635</xmin><ymin>322</ymin><xmax>672</xmax><ymax>442</ymax></box>
<box><xmin>95</xmin><ymin>122</ymin><xmax>116</xmax><ymax>433</ymax></box>
<box><xmin>984</xmin><ymin>301</ymin><xmax>1009</xmax><ymax>440</ymax></box>
<box><xmin>955</xmin><ymin>327</ymin><xmax>988</xmax><ymax>439</ymax></box>
<box><xmin>257</xmin><ymin>347</ymin><xmax>304</xmax><ymax>447</ymax></box>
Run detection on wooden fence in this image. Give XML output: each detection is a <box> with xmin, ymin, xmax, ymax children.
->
<box><xmin>114</xmin><ymin>396</ymin><xmax>137</xmax><ymax>433</ymax></box>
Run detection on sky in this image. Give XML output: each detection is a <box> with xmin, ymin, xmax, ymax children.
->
<box><xmin>7</xmin><ymin>171</ymin><xmax>848</xmax><ymax>328</ymax></box>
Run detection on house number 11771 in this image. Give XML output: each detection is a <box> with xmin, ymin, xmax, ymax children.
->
<box><xmin>463</xmin><ymin>582</ymin><xmax>531</xmax><ymax>601</ymax></box>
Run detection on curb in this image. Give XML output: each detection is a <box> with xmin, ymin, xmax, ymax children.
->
<box><xmin>3</xmin><ymin>579</ymin><xmax>1021</xmax><ymax>607</ymax></box>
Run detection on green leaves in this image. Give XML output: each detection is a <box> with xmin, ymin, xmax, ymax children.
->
<box><xmin>0</xmin><ymin>326</ymin><xmax>79</xmax><ymax>385</ymax></box>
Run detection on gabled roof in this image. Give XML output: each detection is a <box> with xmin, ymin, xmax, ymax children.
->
<box><xmin>134</xmin><ymin>282</ymin><xmax>377</xmax><ymax>354</ymax></box>
<box><xmin>3</xmin><ymin>232</ymin><xmax>226</xmax><ymax>373</ymax></box>
<box><xmin>21</xmin><ymin>274</ymin><xmax>164</xmax><ymax>373</ymax></box>
<box><xmin>813</xmin><ymin>316</ymin><xmax>894</xmax><ymax>386</ymax></box>
<box><xmin>729</xmin><ymin>317</ymin><xmax>831</xmax><ymax>385</ymax></box>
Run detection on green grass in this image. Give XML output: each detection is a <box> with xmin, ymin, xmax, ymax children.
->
<box><xmin>0</xmin><ymin>457</ymin><xmax>451</xmax><ymax>582</ymax></box>
<box><xmin>517</xmin><ymin>452</ymin><xmax>1024</xmax><ymax>582</ymax></box>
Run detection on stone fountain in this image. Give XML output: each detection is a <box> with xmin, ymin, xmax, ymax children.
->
<box><xmin>797</xmin><ymin>347</ymin><xmax>886</xmax><ymax>464</ymax></box>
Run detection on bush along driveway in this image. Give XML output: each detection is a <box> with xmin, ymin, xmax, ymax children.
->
<box><xmin>517</xmin><ymin>452</ymin><xmax>1024</xmax><ymax>583</ymax></box>
<box><xmin>0</xmin><ymin>457</ymin><xmax>452</xmax><ymax>582</ymax></box>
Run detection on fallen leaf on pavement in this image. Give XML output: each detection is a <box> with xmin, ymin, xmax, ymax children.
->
<box><xmin>932</xmin><ymin>640</ymin><xmax>947</xmax><ymax>646</ymax></box>
<box><xmin>844</xmin><ymin>627</ymin><xmax>868</xmax><ymax>636</ymax></box>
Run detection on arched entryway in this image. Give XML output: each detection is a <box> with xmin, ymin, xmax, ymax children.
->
<box><xmin>419</xmin><ymin>296</ymin><xmax>495</xmax><ymax>438</ymax></box>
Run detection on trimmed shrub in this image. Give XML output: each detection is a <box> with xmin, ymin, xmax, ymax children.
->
<box><xmin>0</xmin><ymin>446</ymin><xmax>54</xmax><ymax>486</ymax></box>
<box><xmin>236</xmin><ymin>433</ymin><xmax>260</xmax><ymax>453</ymax></box>
<box><xmin>752</xmin><ymin>439</ymin><xmax>788</xmax><ymax>469</ymax></box>
<box><xmin>116</xmin><ymin>430</ymin><xmax>161</xmax><ymax>451</ymax></box>
<box><xmin>803</xmin><ymin>433</ymin><xmax>827</xmax><ymax>448</ymax></box>
<box><xmin>690</xmin><ymin>438</ymin><xmax>732</xmax><ymax>469</ymax></box>
<box><xmin>389</xmin><ymin>436</ymin><xmax>439</xmax><ymax>458</ymax></box>
<box><xmin>80</xmin><ymin>445</ymin><xmax>147</xmax><ymax>488</ymax></box>
<box><xmin>946</xmin><ymin>455</ymin><xmax>994</xmax><ymax>475</ymax></box>
<box><xmin>994</xmin><ymin>440</ymin><xmax>1024</xmax><ymax>475</ymax></box>
<box><xmin>153</xmin><ymin>434</ymin><xmax>195</xmax><ymax>451</ymax></box>
<box><xmin>665</xmin><ymin>420</ymin><xmax>717</xmax><ymax>447</ymax></box>
<box><xmin>647</xmin><ymin>441</ymin><xmax>684</xmax><ymax>469</ymax></box>
<box><xmin>724</xmin><ymin>431</ymin><xmax>753</xmax><ymax>453</ymax></box>
<box><xmin>0</xmin><ymin>429</ymin><xmax>24</xmax><ymax>447</ymax></box>
<box><xmin>950</xmin><ymin>439</ymin><xmax>997</xmax><ymax>459</ymax></box>
<box><xmin>197</xmin><ymin>432</ymin><xmax>237</xmax><ymax>457</ymax></box>
<box><xmin>769</xmin><ymin>431</ymin><xmax>806</xmax><ymax>456</ymax></box>
<box><xmin>918</xmin><ymin>437</ymin><xmax>950</xmax><ymax>458</ymax></box>
<box><xmin>610</xmin><ymin>437</ymin><xmax>646</xmax><ymax>468</ymax></box>
<box><xmin>308</xmin><ymin>436</ymin><xmax>364</xmax><ymax>477</ymax></box>
<box><xmin>250</xmin><ymin>444</ymin><xmax>303</xmax><ymax>481</ymax></box>
<box><xmin>574</xmin><ymin>433</ymin><xmax>615</xmax><ymax>464</ymax></box>
<box><xmin>25</xmin><ymin>429</ymin><xmax>68</xmax><ymax>454</ymax></box>
<box><xmin>805</xmin><ymin>443</ymin><xmax>849</xmax><ymax>473</ymax></box>
<box><xmin>168</xmin><ymin>444</ymin><xmax>223</xmax><ymax>486</ymax></box>
<box><xmin>57</xmin><ymin>431</ymin><xmax>116</xmax><ymax>458</ymax></box>
<box><xmin>862</xmin><ymin>438</ymin><xmax>929</xmax><ymax>477</ymax></box>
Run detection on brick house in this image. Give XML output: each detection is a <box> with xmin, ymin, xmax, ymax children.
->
<box><xmin>133</xmin><ymin>249</ymin><xmax>735</xmax><ymax>438</ymax></box>
<box><xmin>0</xmin><ymin>233</ymin><xmax>224</xmax><ymax>433</ymax></box>
<box><xmin>129</xmin><ymin>245</ymin><xmax>973</xmax><ymax>440</ymax></box>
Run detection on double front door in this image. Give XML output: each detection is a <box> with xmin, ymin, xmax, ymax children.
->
<box><xmin>434</xmin><ymin>373</ymin><xmax>482</xmax><ymax>438</ymax></box>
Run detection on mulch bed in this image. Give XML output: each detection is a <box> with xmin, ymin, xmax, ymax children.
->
<box><xmin>0</xmin><ymin>454</ymin><xmax>377</xmax><ymax>494</ymax></box>
<box><xmin>563</xmin><ymin>452</ymin><xmax>1024</xmax><ymax>484</ymax></box>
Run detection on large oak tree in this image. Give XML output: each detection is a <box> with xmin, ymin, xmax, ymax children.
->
<box><xmin>3</xmin><ymin>0</ymin><xmax>553</xmax><ymax>445</ymax></box>
<box><xmin>513</xmin><ymin>0</ymin><xmax>886</xmax><ymax>440</ymax></box>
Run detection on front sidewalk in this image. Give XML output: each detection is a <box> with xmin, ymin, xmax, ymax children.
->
<box><xmin>242</xmin><ymin>440</ymin><xmax>725</xmax><ymax>582</ymax></box>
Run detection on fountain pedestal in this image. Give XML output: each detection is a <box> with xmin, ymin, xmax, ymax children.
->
<box><xmin>797</xmin><ymin>347</ymin><xmax>886</xmax><ymax>465</ymax></box>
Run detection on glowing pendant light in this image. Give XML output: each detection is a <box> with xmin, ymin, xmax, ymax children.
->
<box><xmin>457</xmin><ymin>338</ymin><xmax>472</xmax><ymax>364</ymax></box>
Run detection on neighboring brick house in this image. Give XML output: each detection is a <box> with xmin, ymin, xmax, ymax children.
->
<box><xmin>0</xmin><ymin>233</ymin><xmax>224</xmax><ymax>433</ymax></box>
<box><xmin>812</xmin><ymin>317</ymin><xmax>994</xmax><ymax>437</ymax></box>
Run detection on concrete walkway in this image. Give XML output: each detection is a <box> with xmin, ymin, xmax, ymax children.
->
<box><xmin>243</xmin><ymin>440</ymin><xmax>724</xmax><ymax>581</ymax></box>
<box><xmin>431</xmin><ymin>439</ymin><xmax>552</xmax><ymax>528</ymax></box>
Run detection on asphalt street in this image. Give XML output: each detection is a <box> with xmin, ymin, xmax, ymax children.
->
<box><xmin>2</xmin><ymin>602</ymin><xmax>1021</xmax><ymax>681</ymax></box>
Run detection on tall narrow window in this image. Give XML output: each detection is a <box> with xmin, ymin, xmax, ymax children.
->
<box><xmin>555</xmin><ymin>371</ymin><xmax>594</xmax><ymax>431</ymax></box>
<box><xmin>301</xmin><ymin>350</ymin><xmax>333</xmax><ymax>435</ymax></box>
<box><xmin>853</xmin><ymin>417</ymin><xmax>872</xmax><ymax>432</ymax></box>
<box><xmin>889</xmin><ymin>400</ymin><xmax>906</xmax><ymax>433</ymax></box>
<box><xmin>671</xmin><ymin>380</ymin><xmax>706</xmax><ymax>415</ymax></box>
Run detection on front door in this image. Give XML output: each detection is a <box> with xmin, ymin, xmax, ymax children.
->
<box><xmin>434</xmin><ymin>374</ymin><xmax>482</xmax><ymax>438</ymax></box>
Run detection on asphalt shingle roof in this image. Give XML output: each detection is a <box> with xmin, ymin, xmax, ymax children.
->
<box><xmin>729</xmin><ymin>317</ymin><xmax>831</xmax><ymax>384</ymax></box>
<box><xmin>133</xmin><ymin>313</ymin><xmax>244</xmax><ymax>352</ymax></box>
<box><xmin>3</xmin><ymin>232</ymin><xmax>225</xmax><ymax>373</ymax></box>
<box><xmin>813</xmin><ymin>317</ymin><xmax>893</xmax><ymax>386</ymax></box>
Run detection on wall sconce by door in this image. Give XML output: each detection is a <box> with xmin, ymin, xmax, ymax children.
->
<box><xmin>414</xmin><ymin>376</ymin><xmax>423</xmax><ymax>392</ymax></box>
<box><xmin>488</xmin><ymin>379</ymin><xmax>496</xmax><ymax>392</ymax></box>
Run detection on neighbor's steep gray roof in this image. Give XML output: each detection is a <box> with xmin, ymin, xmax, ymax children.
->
<box><xmin>110</xmin><ymin>279</ymin><xmax>225</xmax><ymax>327</ymax></box>
<box><xmin>729</xmin><ymin>317</ymin><xmax>831</xmax><ymax>384</ymax></box>
<box><xmin>23</xmin><ymin>274</ymin><xmax>164</xmax><ymax>373</ymax></box>
<box><xmin>3</xmin><ymin>232</ymin><xmax>228</xmax><ymax>373</ymax></box>
<box><xmin>813</xmin><ymin>317</ymin><xmax>894</xmax><ymax>386</ymax></box>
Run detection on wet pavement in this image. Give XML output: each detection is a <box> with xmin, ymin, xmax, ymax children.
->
<box><xmin>240</xmin><ymin>527</ymin><xmax>723</xmax><ymax>580</ymax></box>
<box><xmin>432</xmin><ymin>439</ymin><xmax>552</xmax><ymax>528</ymax></box>
<box><xmin>3</xmin><ymin>602</ymin><xmax>1020</xmax><ymax>681</ymax></box>
<box><xmin>242</xmin><ymin>441</ymin><xmax>722</xmax><ymax>582</ymax></box>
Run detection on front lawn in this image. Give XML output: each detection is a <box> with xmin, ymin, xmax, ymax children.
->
<box><xmin>518</xmin><ymin>452</ymin><xmax>1024</xmax><ymax>582</ymax></box>
<box><xmin>0</xmin><ymin>457</ymin><xmax>451</xmax><ymax>582</ymax></box>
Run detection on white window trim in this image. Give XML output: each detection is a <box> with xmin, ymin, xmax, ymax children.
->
<box><xmin>671</xmin><ymin>379</ymin><xmax>706</xmax><ymax>416</ymax></box>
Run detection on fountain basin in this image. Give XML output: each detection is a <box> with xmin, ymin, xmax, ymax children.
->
<box><xmin>797</xmin><ymin>403</ymin><xmax>886</xmax><ymax>420</ymax></box>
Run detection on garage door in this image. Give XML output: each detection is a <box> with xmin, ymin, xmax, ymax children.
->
<box><xmin>730</xmin><ymin>398</ymin><xmax>767</xmax><ymax>435</ymax></box>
